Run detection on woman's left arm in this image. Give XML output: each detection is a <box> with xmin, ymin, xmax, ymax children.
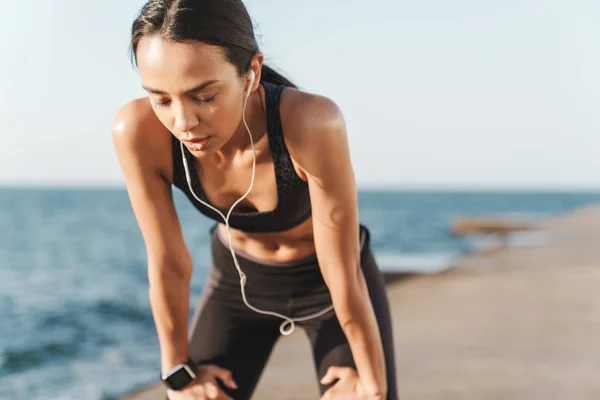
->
<box><xmin>285</xmin><ymin>95</ymin><xmax>387</xmax><ymax>397</ymax></box>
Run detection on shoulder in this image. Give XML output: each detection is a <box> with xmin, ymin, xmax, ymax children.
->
<box><xmin>278</xmin><ymin>87</ymin><xmax>349</xmax><ymax>172</ymax></box>
<box><xmin>111</xmin><ymin>97</ymin><xmax>172</xmax><ymax>178</ymax></box>
<box><xmin>111</xmin><ymin>97</ymin><xmax>162</xmax><ymax>144</ymax></box>
<box><xmin>279</xmin><ymin>87</ymin><xmax>346</xmax><ymax>145</ymax></box>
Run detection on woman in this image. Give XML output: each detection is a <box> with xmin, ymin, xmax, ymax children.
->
<box><xmin>112</xmin><ymin>1</ymin><xmax>398</xmax><ymax>399</ymax></box>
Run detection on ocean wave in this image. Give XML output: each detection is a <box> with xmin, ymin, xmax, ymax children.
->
<box><xmin>2</xmin><ymin>299</ymin><xmax>154</xmax><ymax>374</ymax></box>
<box><xmin>2</xmin><ymin>340</ymin><xmax>82</xmax><ymax>372</ymax></box>
<box><xmin>92</xmin><ymin>300</ymin><xmax>153</xmax><ymax>325</ymax></box>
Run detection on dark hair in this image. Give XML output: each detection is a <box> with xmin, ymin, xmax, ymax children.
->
<box><xmin>130</xmin><ymin>0</ymin><xmax>296</xmax><ymax>88</ymax></box>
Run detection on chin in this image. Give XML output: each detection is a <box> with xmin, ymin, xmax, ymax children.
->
<box><xmin>186</xmin><ymin>147</ymin><xmax>213</xmax><ymax>157</ymax></box>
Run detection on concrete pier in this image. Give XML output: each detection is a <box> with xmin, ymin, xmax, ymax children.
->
<box><xmin>120</xmin><ymin>204</ymin><xmax>600</xmax><ymax>400</ymax></box>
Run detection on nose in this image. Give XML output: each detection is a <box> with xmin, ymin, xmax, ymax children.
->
<box><xmin>172</xmin><ymin>102</ymin><xmax>200</xmax><ymax>133</ymax></box>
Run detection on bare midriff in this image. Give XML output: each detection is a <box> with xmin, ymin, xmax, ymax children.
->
<box><xmin>216</xmin><ymin>217</ymin><xmax>316</xmax><ymax>265</ymax></box>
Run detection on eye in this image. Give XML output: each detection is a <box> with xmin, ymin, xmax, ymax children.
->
<box><xmin>193</xmin><ymin>94</ymin><xmax>216</xmax><ymax>105</ymax></box>
<box><xmin>153</xmin><ymin>98</ymin><xmax>171</xmax><ymax>108</ymax></box>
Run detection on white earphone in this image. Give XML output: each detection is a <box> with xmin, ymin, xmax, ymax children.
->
<box><xmin>247</xmin><ymin>70</ymin><xmax>255</xmax><ymax>96</ymax></box>
<box><xmin>181</xmin><ymin>68</ymin><xmax>335</xmax><ymax>335</ymax></box>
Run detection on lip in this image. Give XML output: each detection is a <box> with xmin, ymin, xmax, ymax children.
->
<box><xmin>182</xmin><ymin>136</ymin><xmax>210</xmax><ymax>143</ymax></box>
<box><xmin>182</xmin><ymin>136</ymin><xmax>211</xmax><ymax>151</ymax></box>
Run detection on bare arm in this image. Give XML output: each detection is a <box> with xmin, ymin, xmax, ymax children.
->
<box><xmin>112</xmin><ymin>100</ymin><xmax>192</xmax><ymax>374</ymax></box>
<box><xmin>286</xmin><ymin>95</ymin><xmax>387</xmax><ymax>396</ymax></box>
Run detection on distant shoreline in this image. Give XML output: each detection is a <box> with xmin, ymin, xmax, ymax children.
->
<box><xmin>1</xmin><ymin>184</ymin><xmax>599</xmax><ymax>195</ymax></box>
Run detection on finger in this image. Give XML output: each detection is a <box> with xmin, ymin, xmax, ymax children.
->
<box><xmin>204</xmin><ymin>377</ymin><xmax>234</xmax><ymax>400</ymax></box>
<box><xmin>188</xmin><ymin>384</ymin><xmax>206</xmax><ymax>400</ymax></box>
<box><xmin>320</xmin><ymin>366</ymin><xmax>348</xmax><ymax>385</ymax></box>
<box><xmin>207</xmin><ymin>382</ymin><xmax>233</xmax><ymax>400</ymax></box>
<box><xmin>204</xmin><ymin>381</ymin><xmax>220</xmax><ymax>399</ymax></box>
<box><xmin>208</xmin><ymin>365</ymin><xmax>238</xmax><ymax>389</ymax></box>
<box><xmin>320</xmin><ymin>366</ymin><xmax>340</xmax><ymax>385</ymax></box>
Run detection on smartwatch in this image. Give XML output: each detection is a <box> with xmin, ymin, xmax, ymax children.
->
<box><xmin>161</xmin><ymin>358</ymin><xmax>198</xmax><ymax>391</ymax></box>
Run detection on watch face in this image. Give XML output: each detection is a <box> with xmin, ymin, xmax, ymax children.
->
<box><xmin>164</xmin><ymin>365</ymin><xmax>195</xmax><ymax>390</ymax></box>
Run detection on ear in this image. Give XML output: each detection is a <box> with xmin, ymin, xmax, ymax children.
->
<box><xmin>248</xmin><ymin>52</ymin><xmax>264</xmax><ymax>92</ymax></box>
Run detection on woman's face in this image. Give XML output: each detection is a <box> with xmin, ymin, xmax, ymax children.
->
<box><xmin>136</xmin><ymin>37</ymin><xmax>252</xmax><ymax>155</ymax></box>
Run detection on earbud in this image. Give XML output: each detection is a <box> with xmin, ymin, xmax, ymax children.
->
<box><xmin>246</xmin><ymin>70</ymin><xmax>255</xmax><ymax>97</ymax></box>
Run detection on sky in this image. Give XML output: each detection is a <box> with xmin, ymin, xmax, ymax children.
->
<box><xmin>0</xmin><ymin>0</ymin><xmax>598</xmax><ymax>190</ymax></box>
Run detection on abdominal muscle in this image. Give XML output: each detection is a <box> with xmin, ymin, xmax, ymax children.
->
<box><xmin>216</xmin><ymin>217</ymin><xmax>317</xmax><ymax>265</ymax></box>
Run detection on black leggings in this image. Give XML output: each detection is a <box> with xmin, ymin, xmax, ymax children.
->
<box><xmin>187</xmin><ymin>225</ymin><xmax>398</xmax><ymax>399</ymax></box>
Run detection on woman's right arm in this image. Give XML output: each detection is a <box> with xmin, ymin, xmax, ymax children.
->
<box><xmin>111</xmin><ymin>99</ymin><xmax>192</xmax><ymax>375</ymax></box>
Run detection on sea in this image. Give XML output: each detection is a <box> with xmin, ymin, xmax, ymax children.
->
<box><xmin>1</xmin><ymin>188</ymin><xmax>599</xmax><ymax>399</ymax></box>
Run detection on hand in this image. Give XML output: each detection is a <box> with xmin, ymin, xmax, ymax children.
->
<box><xmin>320</xmin><ymin>366</ymin><xmax>384</xmax><ymax>400</ymax></box>
<box><xmin>166</xmin><ymin>364</ymin><xmax>237</xmax><ymax>400</ymax></box>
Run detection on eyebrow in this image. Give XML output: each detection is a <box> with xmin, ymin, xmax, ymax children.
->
<box><xmin>142</xmin><ymin>79</ymin><xmax>220</xmax><ymax>95</ymax></box>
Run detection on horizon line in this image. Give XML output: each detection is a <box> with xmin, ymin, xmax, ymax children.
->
<box><xmin>1</xmin><ymin>182</ymin><xmax>599</xmax><ymax>194</ymax></box>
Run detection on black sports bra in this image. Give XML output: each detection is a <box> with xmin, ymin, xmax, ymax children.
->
<box><xmin>171</xmin><ymin>81</ymin><xmax>312</xmax><ymax>233</ymax></box>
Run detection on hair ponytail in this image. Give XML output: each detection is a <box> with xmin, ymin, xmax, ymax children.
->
<box><xmin>260</xmin><ymin>64</ymin><xmax>297</xmax><ymax>88</ymax></box>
